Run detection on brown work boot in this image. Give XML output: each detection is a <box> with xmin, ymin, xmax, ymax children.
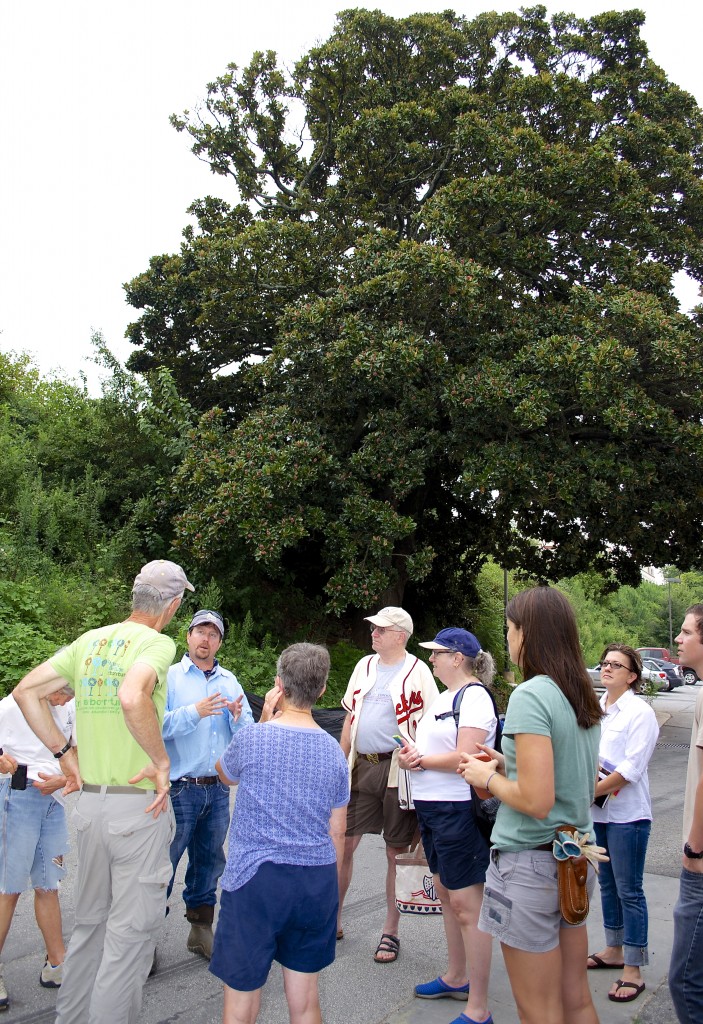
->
<box><xmin>185</xmin><ymin>905</ymin><xmax>215</xmax><ymax>959</ymax></box>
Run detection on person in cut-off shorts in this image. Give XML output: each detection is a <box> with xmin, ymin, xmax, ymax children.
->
<box><xmin>0</xmin><ymin>686</ymin><xmax>76</xmax><ymax>1012</ymax></box>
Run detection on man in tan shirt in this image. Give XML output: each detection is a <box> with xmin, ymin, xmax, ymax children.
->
<box><xmin>669</xmin><ymin>603</ymin><xmax>703</xmax><ymax>1024</ymax></box>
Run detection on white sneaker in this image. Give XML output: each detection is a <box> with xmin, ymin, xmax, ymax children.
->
<box><xmin>39</xmin><ymin>956</ymin><xmax>63</xmax><ymax>989</ymax></box>
<box><xmin>0</xmin><ymin>963</ymin><xmax>8</xmax><ymax>1012</ymax></box>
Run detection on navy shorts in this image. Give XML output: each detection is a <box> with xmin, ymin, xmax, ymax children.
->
<box><xmin>209</xmin><ymin>861</ymin><xmax>338</xmax><ymax>991</ymax></box>
<box><xmin>414</xmin><ymin>799</ymin><xmax>489</xmax><ymax>890</ymax></box>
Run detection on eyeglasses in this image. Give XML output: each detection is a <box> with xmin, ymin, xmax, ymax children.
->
<box><xmin>601</xmin><ymin>659</ymin><xmax>632</xmax><ymax>672</ymax></box>
<box><xmin>432</xmin><ymin>649</ymin><xmax>456</xmax><ymax>656</ymax></box>
<box><xmin>370</xmin><ymin>626</ymin><xmax>403</xmax><ymax>635</ymax></box>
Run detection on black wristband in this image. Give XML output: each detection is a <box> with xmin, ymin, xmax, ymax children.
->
<box><xmin>53</xmin><ymin>740</ymin><xmax>72</xmax><ymax>760</ymax></box>
<box><xmin>684</xmin><ymin>841</ymin><xmax>703</xmax><ymax>859</ymax></box>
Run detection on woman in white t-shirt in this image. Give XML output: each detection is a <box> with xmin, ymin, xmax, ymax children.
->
<box><xmin>398</xmin><ymin>628</ymin><xmax>497</xmax><ymax>1024</ymax></box>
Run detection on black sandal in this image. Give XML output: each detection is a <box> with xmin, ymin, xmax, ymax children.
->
<box><xmin>373</xmin><ymin>933</ymin><xmax>400</xmax><ymax>963</ymax></box>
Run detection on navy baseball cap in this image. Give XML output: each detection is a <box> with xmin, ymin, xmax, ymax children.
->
<box><xmin>418</xmin><ymin>627</ymin><xmax>482</xmax><ymax>658</ymax></box>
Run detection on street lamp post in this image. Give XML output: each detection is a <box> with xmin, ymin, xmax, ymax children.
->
<box><xmin>665</xmin><ymin>576</ymin><xmax>681</xmax><ymax>651</ymax></box>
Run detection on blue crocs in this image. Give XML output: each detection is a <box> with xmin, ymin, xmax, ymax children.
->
<box><xmin>415</xmin><ymin>976</ymin><xmax>470</xmax><ymax>1000</ymax></box>
<box><xmin>449</xmin><ymin>1015</ymin><xmax>494</xmax><ymax>1024</ymax></box>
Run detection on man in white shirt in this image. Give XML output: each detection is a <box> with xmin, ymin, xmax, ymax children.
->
<box><xmin>337</xmin><ymin>607</ymin><xmax>438</xmax><ymax>963</ymax></box>
<box><xmin>0</xmin><ymin>686</ymin><xmax>75</xmax><ymax>1012</ymax></box>
<box><xmin>670</xmin><ymin>603</ymin><xmax>703</xmax><ymax>1024</ymax></box>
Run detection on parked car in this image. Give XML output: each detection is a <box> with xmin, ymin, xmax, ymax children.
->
<box><xmin>588</xmin><ymin>664</ymin><xmax>667</xmax><ymax>692</ymax></box>
<box><xmin>635</xmin><ymin>647</ymin><xmax>699</xmax><ymax>686</ymax></box>
<box><xmin>637</xmin><ymin>646</ymin><xmax>675</xmax><ymax>663</ymax></box>
<box><xmin>641</xmin><ymin>658</ymin><xmax>681</xmax><ymax>691</ymax></box>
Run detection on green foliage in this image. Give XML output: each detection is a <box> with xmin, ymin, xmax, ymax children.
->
<box><xmin>0</xmin><ymin>578</ymin><xmax>60</xmax><ymax>697</ymax></box>
<box><xmin>122</xmin><ymin>8</ymin><xmax>703</xmax><ymax>625</ymax></box>
<box><xmin>327</xmin><ymin>640</ymin><xmax>365</xmax><ymax>707</ymax></box>
<box><xmin>219</xmin><ymin>612</ymin><xmax>279</xmax><ymax>694</ymax></box>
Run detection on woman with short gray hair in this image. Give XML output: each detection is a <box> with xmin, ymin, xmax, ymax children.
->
<box><xmin>212</xmin><ymin>643</ymin><xmax>349</xmax><ymax>1024</ymax></box>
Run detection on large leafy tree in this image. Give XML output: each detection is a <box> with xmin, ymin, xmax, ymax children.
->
<box><xmin>126</xmin><ymin>7</ymin><xmax>703</xmax><ymax>623</ymax></box>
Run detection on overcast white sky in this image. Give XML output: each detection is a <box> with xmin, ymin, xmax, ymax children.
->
<box><xmin>1</xmin><ymin>0</ymin><xmax>702</xmax><ymax>391</ymax></box>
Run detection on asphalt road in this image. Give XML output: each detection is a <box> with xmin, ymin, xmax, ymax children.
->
<box><xmin>2</xmin><ymin>684</ymin><xmax>698</xmax><ymax>1024</ymax></box>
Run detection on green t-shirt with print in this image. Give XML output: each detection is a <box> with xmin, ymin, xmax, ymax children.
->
<box><xmin>49</xmin><ymin>620</ymin><xmax>175</xmax><ymax>788</ymax></box>
<box><xmin>490</xmin><ymin>674</ymin><xmax>600</xmax><ymax>852</ymax></box>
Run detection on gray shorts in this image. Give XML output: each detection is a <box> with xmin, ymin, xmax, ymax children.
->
<box><xmin>479</xmin><ymin>849</ymin><xmax>595</xmax><ymax>952</ymax></box>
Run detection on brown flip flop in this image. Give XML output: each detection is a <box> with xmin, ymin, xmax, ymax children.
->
<box><xmin>608</xmin><ymin>980</ymin><xmax>646</xmax><ymax>1003</ymax></box>
<box><xmin>587</xmin><ymin>953</ymin><xmax>624</xmax><ymax>970</ymax></box>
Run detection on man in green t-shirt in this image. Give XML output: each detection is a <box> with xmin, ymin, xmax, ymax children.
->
<box><xmin>14</xmin><ymin>559</ymin><xmax>194</xmax><ymax>1024</ymax></box>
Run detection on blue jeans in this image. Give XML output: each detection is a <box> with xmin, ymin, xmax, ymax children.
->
<box><xmin>168</xmin><ymin>780</ymin><xmax>230</xmax><ymax>908</ymax></box>
<box><xmin>593</xmin><ymin>819</ymin><xmax>651</xmax><ymax>966</ymax></box>
<box><xmin>670</xmin><ymin>867</ymin><xmax>703</xmax><ymax>1024</ymax></box>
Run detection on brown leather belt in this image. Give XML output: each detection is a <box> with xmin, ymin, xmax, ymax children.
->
<box><xmin>176</xmin><ymin>776</ymin><xmax>219</xmax><ymax>785</ymax></box>
<box><xmin>360</xmin><ymin>752</ymin><xmax>394</xmax><ymax>764</ymax></box>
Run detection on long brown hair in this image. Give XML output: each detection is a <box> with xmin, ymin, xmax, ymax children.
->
<box><xmin>506</xmin><ymin>587</ymin><xmax>602</xmax><ymax>728</ymax></box>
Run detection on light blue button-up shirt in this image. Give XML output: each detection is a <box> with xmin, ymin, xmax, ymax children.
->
<box><xmin>163</xmin><ymin>655</ymin><xmax>254</xmax><ymax>779</ymax></box>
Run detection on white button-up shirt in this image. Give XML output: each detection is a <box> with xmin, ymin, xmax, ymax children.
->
<box><xmin>591</xmin><ymin>687</ymin><xmax>659</xmax><ymax>824</ymax></box>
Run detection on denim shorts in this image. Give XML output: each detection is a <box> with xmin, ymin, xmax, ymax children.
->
<box><xmin>414</xmin><ymin>799</ymin><xmax>489</xmax><ymax>890</ymax></box>
<box><xmin>210</xmin><ymin>861</ymin><xmax>338</xmax><ymax>990</ymax></box>
<box><xmin>479</xmin><ymin>849</ymin><xmax>595</xmax><ymax>952</ymax></box>
<box><xmin>0</xmin><ymin>779</ymin><xmax>68</xmax><ymax>893</ymax></box>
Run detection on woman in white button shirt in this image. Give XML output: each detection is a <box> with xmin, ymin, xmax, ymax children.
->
<box><xmin>587</xmin><ymin>643</ymin><xmax>659</xmax><ymax>1005</ymax></box>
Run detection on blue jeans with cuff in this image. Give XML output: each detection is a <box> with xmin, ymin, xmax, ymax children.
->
<box><xmin>168</xmin><ymin>779</ymin><xmax>230</xmax><ymax>908</ymax></box>
<box><xmin>593</xmin><ymin>818</ymin><xmax>651</xmax><ymax>966</ymax></box>
<box><xmin>670</xmin><ymin>866</ymin><xmax>703</xmax><ymax>1024</ymax></box>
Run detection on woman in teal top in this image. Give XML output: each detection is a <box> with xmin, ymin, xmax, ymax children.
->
<box><xmin>461</xmin><ymin>587</ymin><xmax>602</xmax><ymax>1024</ymax></box>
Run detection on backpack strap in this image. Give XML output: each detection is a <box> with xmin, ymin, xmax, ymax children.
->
<box><xmin>434</xmin><ymin>682</ymin><xmax>502</xmax><ymax>752</ymax></box>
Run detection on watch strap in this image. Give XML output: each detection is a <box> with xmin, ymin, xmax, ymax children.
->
<box><xmin>53</xmin><ymin>740</ymin><xmax>72</xmax><ymax>760</ymax></box>
<box><xmin>684</xmin><ymin>841</ymin><xmax>703</xmax><ymax>859</ymax></box>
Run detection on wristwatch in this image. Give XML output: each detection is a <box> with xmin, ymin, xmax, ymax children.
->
<box><xmin>53</xmin><ymin>740</ymin><xmax>72</xmax><ymax>760</ymax></box>
<box><xmin>683</xmin><ymin>842</ymin><xmax>703</xmax><ymax>859</ymax></box>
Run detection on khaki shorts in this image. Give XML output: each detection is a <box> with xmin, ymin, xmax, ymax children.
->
<box><xmin>345</xmin><ymin>756</ymin><xmax>417</xmax><ymax>847</ymax></box>
<box><xmin>479</xmin><ymin>849</ymin><xmax>595</xmax><ymax>952</ymax></box>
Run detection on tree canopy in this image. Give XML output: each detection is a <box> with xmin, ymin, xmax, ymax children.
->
<box><xmin>125</xmin><ymin>6</ymin><xmax>703</xmax><ymax>625</ymax></box>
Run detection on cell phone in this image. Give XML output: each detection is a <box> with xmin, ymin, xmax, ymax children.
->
<box><xmin>392</xmin><ymin>734</ymin><xmax>405</xmax><ymax>746</ymax></box>
<box><xmin>593</xmin><ymin>766</ymin><xmax>612</xmax><ymax>808</ymax></box>
<box><xmin>11</xmin><ymin>764</ymin><xmax>28</xmax><ymax>791</ymax></box>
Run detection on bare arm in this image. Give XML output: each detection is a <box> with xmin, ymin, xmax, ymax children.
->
<box><xmin>14</xmin><ymin>663</ymin><xmax>81</xmax><ymax>794</ymax></box>
<box><xmin>215</xmin><ymin>757</ymin><xmax>237</xmax><ymax>786</ymax></box>
<box><xmin>340</xmin><ymin>713</ymin><xmax>352</xmax><ymax>758</ymax></box>
<box><xmin>461</xmin><ymin>733</ymin><xmax>556</xmax><ymax>819</ymax></box>
<box><xmin>329</xmin><ymin>805</ymin><xmax>347</xmax><ymax>865</ymax></box>
<box><xmin>685</xmin><ymin>747</ymin><xmax>703</xmax><ymax>873</ymax></box>
<box><xmin>595</xmin><ymin>770</ymin><xmax>629</xmax><ymax>798</ymax></box>
<box><xmin>14</xmin><ymin>663</ymin><xmax>71</xmax><ymax>752</ymax></box>
<box><xmin>119</xmin><ymin>662</ymin><xmax>171</xmax><ymax>818</ymax></box>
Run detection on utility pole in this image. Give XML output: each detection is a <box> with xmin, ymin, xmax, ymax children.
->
<box><xmin>665</xmin><ymin>576</ymin><xmax>681</xmax><ymax>651</ymax></box>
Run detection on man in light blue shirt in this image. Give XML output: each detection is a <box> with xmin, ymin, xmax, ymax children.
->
<box><xmin>163</xmin><ymin>610</ymin><xmax>253</xmax><ymax>960</ymax></box>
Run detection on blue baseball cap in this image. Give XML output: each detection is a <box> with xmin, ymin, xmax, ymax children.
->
<box><xmin>418</xmin><ymin>627</ymin><xmax>482</xmax><ymax>658</ymax></box>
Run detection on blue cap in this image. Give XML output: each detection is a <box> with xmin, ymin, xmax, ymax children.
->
<box><xmin>418</xmin><ymin>628</ymin><xmax>481</xmax><ymax>658</ymax></box>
